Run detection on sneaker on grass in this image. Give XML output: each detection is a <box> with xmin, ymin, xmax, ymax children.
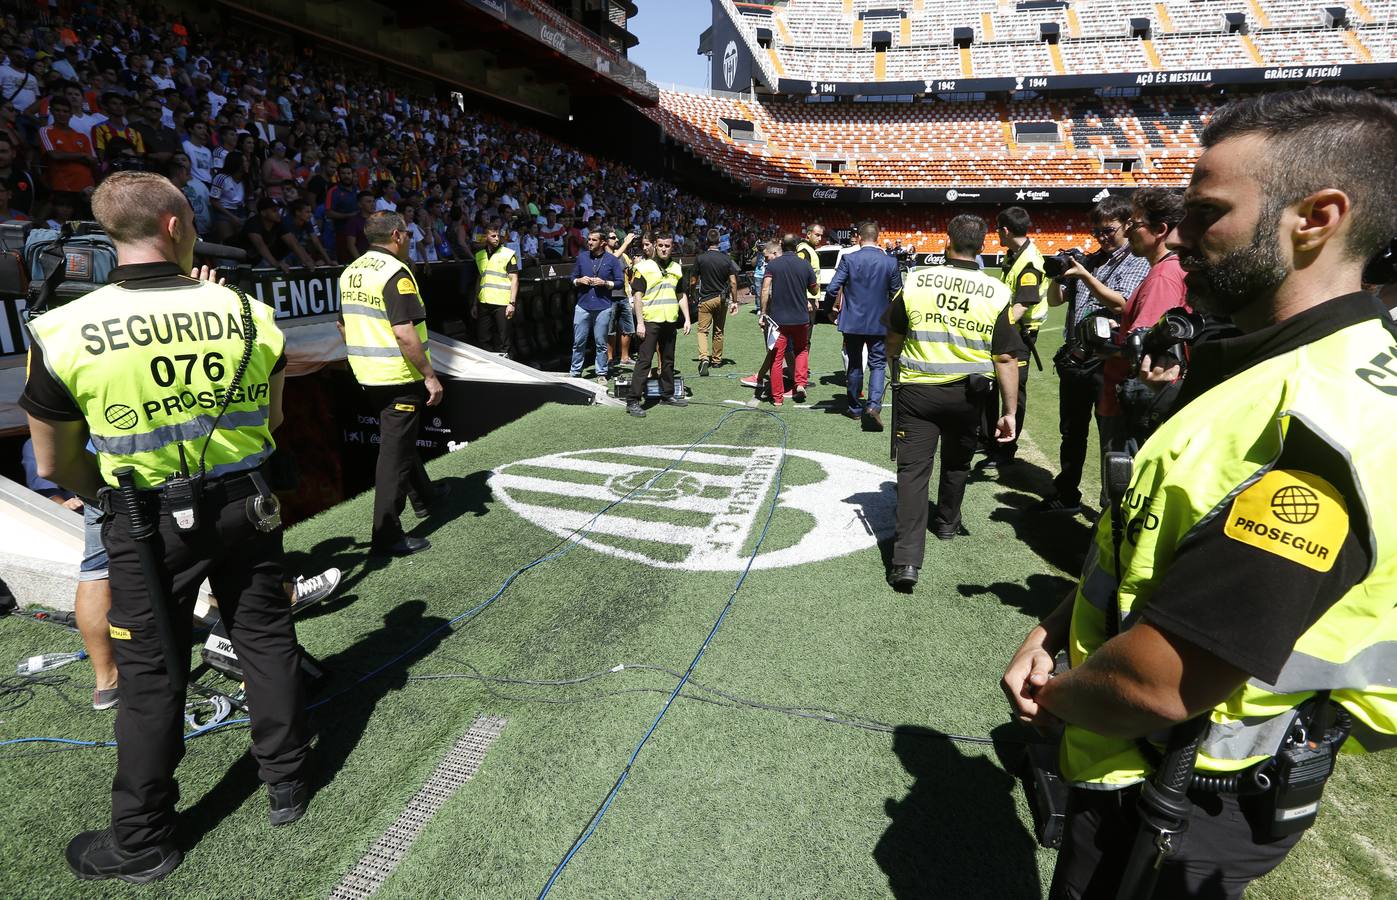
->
<box><xmin>291</xmin><ymin>568</ymin><xmax>341</xmax><ymax>612</ymax></box>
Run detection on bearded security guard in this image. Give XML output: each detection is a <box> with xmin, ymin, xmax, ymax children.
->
<box><xmin>471</xmin><ymin>220</ymin><xmax>519</xmax><ymax>355</ymax></box>
<box><xmin>988</xmin><ymin>206</ymin><xmax>1051</xmax><ymax>468</ymax></box>
<box><xmin>885</xmin><ymin>214</ymin><xmax>1024</xmax><ymax>591</ymax></box>
<box><xmin>21</xmin><ymin>172</ymin><xmax>310</xmax><ymax>883</ymax></box>
<box><xmin>626</xmin><ymin>234</ymin><xmax>692</xmax><ymax>417</ymax></box>
<box><xmin>339</xmin><ymin>210</ymin><xmax>444</xmax><ymax>556</ymax></box>
<box><xmin>1003</xmin><ymin>88</ymin><xmax>1397</xmax><ymax>899</ymax></box>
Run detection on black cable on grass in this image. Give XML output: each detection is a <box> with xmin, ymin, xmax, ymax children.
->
<box><xmin>409</xmin><ymin>659</ymin><xmax>1043</xmax><ymax>748</ymax></box>
<box><xmin>0</xmin><ymin>673</ymin><xmax>74</xmax><ymax>716</ymax></box>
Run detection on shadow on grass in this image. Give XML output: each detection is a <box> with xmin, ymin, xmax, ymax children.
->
<box><xmin>990</xmin><ymin>488</ymin><xmax>1097</xmax><ymax>576</ymax></box>
<box><xmin>958</xmin><ymin>572</ymin><xmax>1077</xmax><ymax>620</ymax></box>
<box><xmin>176</xmin><ymin>599</ymin><xmax>450</xmax><ymax>849</ymax></box>
<box><xmin>281</xmin><ymin>472</ymin><xmax>496</xmax><ymax>601</ymax></box>
<box><xmin>875</xmin><ymin>724</ymin><xmax>1042</xmax><ymax>899</ymax></box>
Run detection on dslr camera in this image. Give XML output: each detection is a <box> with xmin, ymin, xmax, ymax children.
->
<box><xmin>1041</xmin><ymin>247</ymin><xmax>1088</xmax><ymax>279</ymax></box>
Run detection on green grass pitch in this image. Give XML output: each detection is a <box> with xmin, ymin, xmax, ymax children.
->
<box><xmin>1</xmin><ymin>304</ymin><xmax>1392</xmax><ymax>899</ymax></box>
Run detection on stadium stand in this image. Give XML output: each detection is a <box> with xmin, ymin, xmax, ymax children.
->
<box><xmin>0</xmin><ymin>0</ymin><xmax>772</xmax><ymax>270</ymax></box>
<box><xmin>736</xmin><ymin>0</ymin><xmax>1397</xmax><ymax>80</ymax></box>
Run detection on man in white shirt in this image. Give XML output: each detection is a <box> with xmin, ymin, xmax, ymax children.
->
<box><xmin>181</xmin><ymin>120</ymin><xmax>214</xmax><ymax>186</ymax></box>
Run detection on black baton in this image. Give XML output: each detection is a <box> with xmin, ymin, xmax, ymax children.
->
<box><xmin>114</xmin><ymin>466</ymin><xmax>186</xmax><ymax>693</ymax></box>
<box><xmin>1115</xmin><ymin>715</ymin><xmax>1209</xmax><ymax>900</ymax></box>
<box><xmin>888</xmin><ymin>358</ymin><xmax>900</xmax><ymax>462</ymax></box>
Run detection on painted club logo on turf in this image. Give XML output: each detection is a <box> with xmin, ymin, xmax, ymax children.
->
<box><xmin>490</xmin><ymin>445</ymin><xmax>895</xmax><ymax>570</ymax></box>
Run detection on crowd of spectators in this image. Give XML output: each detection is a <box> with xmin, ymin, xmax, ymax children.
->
<box><xmin>0</xmin><ymin>1</ymin><xmax>775</xmax><ymax>273</ymax></box>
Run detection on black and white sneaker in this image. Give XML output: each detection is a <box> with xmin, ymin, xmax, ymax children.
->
<box><xmin>291</xmin><ymin>568</ymin><xmax>341</xmax><ymax>613</ymax></box>
<box><xmin>698</xmin><ymin>359</ymin><xmax>710</xmax><ymax>377</ymax></box>
<box><xmin>66</xmin><ymin>829</ymin><xmax>182</xmax><ymax>884</ymax></box>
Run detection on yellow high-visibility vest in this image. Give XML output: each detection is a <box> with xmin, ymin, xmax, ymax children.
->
<box><xmin>899</xmin><ymin>264</ymin><xmax>1012</xmax><ymax>385</ymax></box>
<box><xmin>475</xmin><ymin>245</ymin><xmax>516</xmax><ymax>307</ymax></box>
<box><xmin>633</xmin><ymin>258</ymin><xmax>683</xmax><ymax>324</ymax></box>
<box><xmin>340</xmin><ymin>249</ymin><xmax>429</xmax><ymax>386</ymax></box>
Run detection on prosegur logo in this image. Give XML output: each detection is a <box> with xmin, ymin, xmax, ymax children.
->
<box><xmin>539</xmin><ymin>25</ymin><xmax>568</xmax><ymax>53</ymax></box>
<box><xmin>1271</xmin><ymin>485</ymin><xmax>1320</xmax><ymax>525</ymax></box>
<box><xmin>811</xmin><ymin>188</ymin><xmax>839</xmax><ymax>200</ymax></box>
<box><xmin>490</xmin><ymin>445</ymin><xmax>895</xmax><ymax>570</ymax></box>
<box><xmin>723</xmin><ymin>40</ymin><xmax>739</xmax><ymax>90</ymax></box>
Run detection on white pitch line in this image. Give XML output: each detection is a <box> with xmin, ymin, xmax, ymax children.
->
<box><xmin>491</xmin><ymin>473</ymin><xmax>735</xmax><ymax>514</ymax></box>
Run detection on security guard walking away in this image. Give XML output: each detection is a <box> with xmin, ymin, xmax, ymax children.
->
<box><xmin>472</xmin><ymin>220</ymin><xmax>519</xmax><ymax>355</ymax></box>
<box><xmin>885</xmin><ymin>215</ymin><xmax>1024</xmax><ymax>591</ymax></box>
<box><xmin>627</xmin><ymin>234</ymin><xmax>692</xmax><ymax>418</ymax></box>
<box><xmin>988</xmin><ymin>206</ymin><xmax>1050</xmax><ymax>467</ymax></box>
<box><xmin>339</xmin><ymin>211</ymin><xmax>444</xmax><ymax>556</ymax></box>
<box><xmin>21</xmin><ymin>172</ymin><xmax>310</xmax><ymax>883</ymax></box>
<box><xmin>796</xmin><ymin>221</ymin><xmax>824</xmax><ymax>344</ymax></box>
<box><xmin>1002</xmin><ymin>88</ymin><xmax>1397</xmax><ymax>899</ymax></box>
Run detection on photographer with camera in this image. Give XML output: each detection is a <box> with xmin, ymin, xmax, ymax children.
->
<box><xmin>1033</xmin><ymin>196</ymin><xmax>1150</xmax><ymax>514</ymax></box>
<box><xmin>1098</xmin><ymin>187</ymin><xmax>1190</xmax><ymax>457</ymax></box>
<box><xmin>21</xmin><ymin>171</ymin><xmax>311</xmax><ymax>883</ymax></box>
<box><xmin>1002</xmin><ymin>87</ymin><xmax>1397</xmax><ymax>900</ymax></box>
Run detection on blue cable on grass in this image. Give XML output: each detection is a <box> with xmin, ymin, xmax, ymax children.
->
<box><xmin>537</xmin><ymin>407</ymin><xmax>790</xmax><ymax>899</ymax></box>
<box><xmin>1</xmin><ymin>407</ymin><xmax>787</xmax><ymax>758</ymax></box>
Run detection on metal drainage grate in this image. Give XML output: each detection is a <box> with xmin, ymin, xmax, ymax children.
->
<box><xmin>328</xmin><ymin>715</ymin><xmax>507</xmax><ymax>900</ymax></box>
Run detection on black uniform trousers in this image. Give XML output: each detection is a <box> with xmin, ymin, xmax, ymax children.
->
<box><xmin>1051</xmin><ymin>785</ymin><xmax>1302</xmax><ymax>900</ymax></box>
<box><xmin>630</xmin><ymin>320</ymin><xmax>678</xmax><ymax>402</ymax></box>
<box><xmin>476</xmin><ymin>303</ymin><xmax>511</xmax><ymax>355</ymax></box>
<box><xmin>892</xmin><ymin>379</ymin><xmax>985</xmax><ymax>566</ymax></box>
<box><xmin>983</xmin><ymin>328</ymin><xmax>1034</xmax><ymax>459</ymax></box>
<box><xmin>1053</xmin><ymin>364</ymin><xmax>1104</xmax><ymax>505</ymax></box>
<box><xmin>102</xmin><ymin>475</ymin><xmax>308</xmax><ymax>850</ymax></box>
<box><xmin>365</xmin><ymin>381</ymin><xmax>433</xmax><ymax>549</ymax></box>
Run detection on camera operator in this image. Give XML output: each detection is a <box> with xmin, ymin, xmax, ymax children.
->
<box><xmin>22</xmin><ymin>171</ymin><xmax>311</xmax><ymax>883</ymax></box>
<box><xmin>1098</xmin><ymin>187</ymin><xmax>1189</xmax><ymax>456</ymax></box>
<box><xmin>1002</xmin><ymin>87</ymin><xmax>1397</xmax><ymax>900</ymax></box>
<box><xmin>1033</xmin><ymin>196</ymin><xmax>1150</xmax><ymax>514</ymax></box>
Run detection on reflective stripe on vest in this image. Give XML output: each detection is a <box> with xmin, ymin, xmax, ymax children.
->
<box><xmin>635</xmin><ymin>258</ymin><xmax>682</xmax><ymax>323</ymax></box>
<box><xmin>899</xmin><ymin>265</ymin><xmax>1011</xmax><ymax>386</ymax></box>
<box><xmin>1002</xmin><ymin>241</ymin><xmax>1051</xmax><ymax>329</ymax></box>
<box><xmin>339</xmin><ymin>249</ymin><xmax>429</xmax><ymax>386</ymax></box>
<box><xmin>475</xmin><ymin>246</ymin><xmax>515</xmax><ymax>306</ymax></box>
<box><xmin>1061</xmin><ymin>315</ymin><xmax>1397</xmax><ymax>788</ymax></box>
<box><xmin>25</xmin><ymin>279</ymin><xmax>283</xmax><ymax>490</ymax></box>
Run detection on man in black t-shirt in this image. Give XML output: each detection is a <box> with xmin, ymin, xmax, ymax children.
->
<box><xmin>761</xmin><ymin>234</ymin><xmax>819</xmax><ymax>405</ymax></box>
<box><xmin>238</xmin><ymin>198</ymin><xmax>317</xmax><ymax>272</ymax></box>
<box><xmin>692</xmin><ymin>228</ymin><xmax>739</xmax><ymax>375</ymax></box>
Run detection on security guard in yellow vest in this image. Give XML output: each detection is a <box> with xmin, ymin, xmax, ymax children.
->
<box><xmin>471</xmin><ymin>222</ymin><xmax>519</xmax><ymax>355</ymax></box>
<box><xmin>987</xmin><ymin>206</ymin><xmax>1051</xmax><ymax>467</ymax></box>
<box><xmin>21</xmin><ymin>172</ymin><xmax>310</xmax><ymax>883</ymax></box>
<box><xmin>627</xmin><ymin>234</ymin><xmax>692</xmax><ymax>417</ymax></box>
<box><xmin>885</xmin><ymin>215</ymin><xmax>1024</xmax><ymax>591</ymax></box>
<box><xmin>1003</xmin><ymin>88</ymin><xmax>1397</xmax><ymax>899</ymax></box>
<box><xmin>796</xmin><ymin>221</ymin><xmax>824</xmax><ymax>340</ymax></box>
<box><xmin>338</xmin><ymin>210</ymin><xmax>444</xmax><ymax>556</ymax></box>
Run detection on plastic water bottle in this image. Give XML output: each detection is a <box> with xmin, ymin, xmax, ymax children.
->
<box><xmin>15</xmin><ymin>650</ymin><xmax>88</xmax><ymax>676</ymax></box>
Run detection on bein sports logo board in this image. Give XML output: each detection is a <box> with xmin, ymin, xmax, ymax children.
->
<box><xmin>490</xmin><ymin>445</ymin><xmax>895</xmax><ymax>570</ymax></box>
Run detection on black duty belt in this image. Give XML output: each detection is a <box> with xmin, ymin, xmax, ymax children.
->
<box><xmin>98</xmin><ymin>469</ymin><xmax>263</xmax><ymax>516</ymax></box>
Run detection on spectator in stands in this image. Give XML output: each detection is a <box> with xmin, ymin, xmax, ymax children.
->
<box><xmin>762</xmin><ymin>234</ymin><xmax>819</xmax><ymax>406</ymax></box>
<box><xmin>237</xmin><ymin>196</ymin><xmax>316</xmax><ymax>272</ymax></box>
<box><xmin>170</xmin><ymin>157</ymin><xmax>211</xmax><ymax>237</ymax></box>
<box><xmin>342</xmin><ymin>191</ymin><xmax>376</xmax><ymax>261</ymax></box>
<box><xmin>0</xmin><ymin>183</ymin><xmax>27</xmax><ymax>222</ymax></box>
<box><xmin>0</xmin><ymin>52</ymin><xmax>41</xmax><ymax>119</ymax></box>
<box><xmin>285</xmin><ymin>199</ymin><xmax>332</xmax><ymax>266</ymax></box>
<box><xmin>91</xmin><ymin>92</ymin><xmax>143</xmax><ymax>158</ymax></box>
<box><xmin>131</xmin><ymin>98</ymin><xmax>179</xmax><ymax>167</ymax></box>
<box><xmin>39</xmin><ymin>95</ymin><xmax>95</xmax><ymax>206</ymax></box>
<box><xmin>402</xmin><ymin>203</ymin><xmax>427</xmax><ymax>264</ymax></box>
<box><xmin>570</xmin><ymin>227</ymin><xmax>624</xmax><ymax>383</ymax></box>
<box><xmin>1099</xmin><ymin>187</ymin><xmax>1189</xmax><ymax>455</ymax></box>
<box><xmin>42</xmin><ymin>193</ymin><xmax>74</xmax><ymax>231</ymax></box>
<box><xmin>826</xmin><ymin>220</ymin><xmax>902</xmax><ymax>430</ymax></box>
<box><xmin>325</xmin><ymin>163</ymin><xmax>360</xmax><ymax>261</ymax></box>
<box><xmin>692</xmin><ymin>228</ymin><xmax>740</xmax><ymax>377</ymax></box>
<box><xmin>182</xmin><ymin>117</ymin><xmax>212</xmax><ymax>186</ymax></box>
<box><xmin>1033</xmin><ymin>195</ymin><xmax>1151</xmax><ymax>514</ymax></box>
<box><xmin>209</xmin><ymin>149</ymin><xmax>248</xmax><ymax>241</ymax></box>
<box><xmin>0</xmin><ymin>134</ymin><xmax>35</xmax><ymax>217</ymax></box>
<box><xmin>539</xmin><ymin>209</ymin><xmax>565</xmax><ymax>259</ymax></box>
<box><xmin>262</xmin><ymin>141</ymin><xmax>295</xmax><ymax>202</ymax></box>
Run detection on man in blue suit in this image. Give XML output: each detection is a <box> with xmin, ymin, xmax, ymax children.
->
<box><xmin>825</xmin><ymin>221</ymin><xmax>903</xmax><ymax>430</ymax></box>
